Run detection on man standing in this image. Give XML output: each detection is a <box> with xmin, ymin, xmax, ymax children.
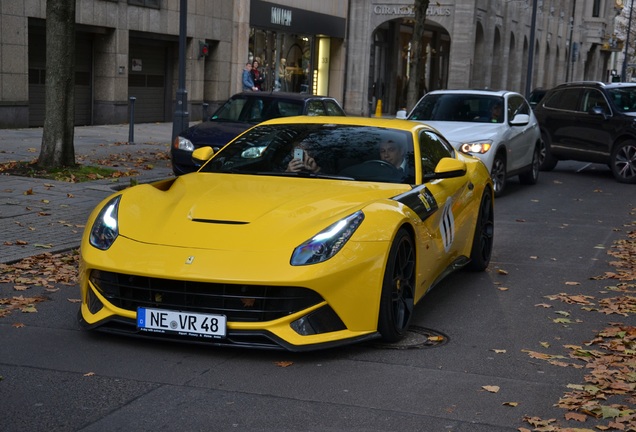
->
<box><xmin>242</xmin><ymin>63</ymin><xmax>258</xmax><ymax>91</ymax></box>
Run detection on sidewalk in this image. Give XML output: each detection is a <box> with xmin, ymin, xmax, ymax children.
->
<box><xmin>0</xmin><ymin>122</ymin><xmax>183</xmax><ymax>264</ymax></box>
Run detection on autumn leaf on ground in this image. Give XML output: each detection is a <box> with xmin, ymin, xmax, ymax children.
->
<box><xmin>12</xmin><ymin>323</ymin><xmax>25</xmax><ymax>328</ymax></box>
<box><xmin>491</xmin><ymin>349</ymin><xmax>506</xmax><ymax>354</ymax></box>
<box><xmin>565</xmin><ymin>281</ymin><xmax>581</xmax><ymax>286</ymax></box>
<box><xmin>564</xmin><ymin>411</ymin><xmax>587</xmax><ymax>422</ymax></box>
<box><xmin>84</xmin><ymin>372</ymin><xmax>95</xmax><ymax>377</ymax></box>
<box><xmin>502</xmin><ymin>401</ymin><xmax>519</xmax><ymax>407</ymax></box>
<box><xmin>275</xmin><ymin>361</ymin><xmax>293</xmax><ymax>367</ymax></box>
<box><xmin>481</xmin><ymin>385</ymin><xmax>500</xmax><ymax>393</ymax></box>
<box><xmin>67</xmin><ymin>298</ymin><xmax>81</xmax><ymax>303</ymax></box>
<box><xmin>497</xmin><ymin>269</ymin><xmax>508</xmax><ymax>275</ymax></box>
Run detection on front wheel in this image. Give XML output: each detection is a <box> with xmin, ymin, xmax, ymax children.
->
<box><xmin>466</xmin><ymin>188</ymin><xmax>494</xmax><ymax>272</ymax></box>
<box><xmin>491</xmin><ymin>152</ymin><xmax>507</xmax><ymax>197</ymax></box>
<box><xmin>378</xmin><ymin>228</ymin><xmax>416</xmax><ymax>343</ymax></box>
<box><xmin>610</xmin><ymin>140</ymin><xmax>636</xmax><ymax>184</ymax></box>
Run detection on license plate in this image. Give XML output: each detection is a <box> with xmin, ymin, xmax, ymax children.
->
<box><xmin>137</xmin><ymin>307</ymin><xmax>227</xmax><ymax>339</ymax></box>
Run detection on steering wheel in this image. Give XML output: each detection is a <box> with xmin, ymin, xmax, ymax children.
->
<box><xmin>362</xmin><ymin>159</ymin><xmax>400</xmax><ymax>172</ymax></box>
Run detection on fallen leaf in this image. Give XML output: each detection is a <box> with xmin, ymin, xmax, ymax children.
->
<box><xmin>482</xmin><ymin>385</ymin><xmax>500</xmax><ymax>393</ymax></box>
<box><xmin>503</xmin><ymin>401</ymin><xmax>518</xmax><ymax>407</ymax></box>
<box><xmin>275</xmin><ymin>361</ymin><xmax>293</xmax><ymax>368</ymax></box>
<box><xmin>497</xmin><ymin>269</ymin><xmax>508</xmax><ymax>275</ymax></box>
<box><xmin>83</xmin><ymin>372</ymin><xmax>95</xmax><ymax>377</ymax></box>
<box><xmin>491</xmin><ymin>349</ymin><xmax>506</xmax><ymax>354</ymax></box>
<box><xmin>67</xmin><ymin>298</ymin><xmax>81</xmax><ymax>303</ymax></box>
<box><xmin>12</xmin><ymin>323</ymin><xmax>25</xmax><ymax>328</ymax></box>
<box><xmin>564</xmin><ymin>411</ymin><xmax>587</xmax><ymax>422</ymax></box>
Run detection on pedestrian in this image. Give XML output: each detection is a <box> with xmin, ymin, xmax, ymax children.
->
<box><xmin>251</xmin><ymin>59</ymin><xmax>265</xmax><ymax>91</ymax></box>
<box><xmin>242</xmin><ymin>62</ymin><xmax>258</xmax><ymax>91</ymax></box>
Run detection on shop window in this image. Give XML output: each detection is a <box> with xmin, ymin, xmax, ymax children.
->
<box><xmin>128</xmin><ymin>0</ymin><xmax>161</xmax><ymax>9</ymax></box>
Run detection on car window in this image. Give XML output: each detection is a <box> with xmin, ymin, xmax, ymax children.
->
<box><xmin>580</xmin><ymin>89</ymin><xmax>609</xmax><ymax>113</ymax></box>
<box><xmin>607</xmin><ymin>87</ymin><xmax>636</xmax><ymax>112</ymax></box>
<box><xmin>419</xmin><ymin>130</ymin><xmax>454</xmax><ymax>175</ymax></box>
<box><xmin>409</xmin><ymin>94</ymin><xmax>503</xmax><ymax>123</ymax></box>
<box><xmin>507</xmin><ymin>95</ymin><xmax>530</xmax><ymax>119</ymax></box>
<box><xmin>212</xmin><ymin>98</ymin><xmax>247</xmax><ymax>121</ymax></box>
<box><xmin>277</xmin><ymin>101</ymin><xmax>303</xmax><ymax>116</ymax></box>
<box><xmin>325</xmin><ymin>100</ymin><xmax>345</xmax><ymax>116</ymax></box>
<box><xmin>544</xmin><ymin>88</ymin><xmax>582</xmax><ymax>111</ymax></box>
<box><xmin>306</xmin><ymin>100</ymin><xmax>327</xmax><ymax>116</ymax></box>
<box><xmin>200</xmin><ymin>124</ymin><xmax>415</xmax><ymax>184</ymax></box>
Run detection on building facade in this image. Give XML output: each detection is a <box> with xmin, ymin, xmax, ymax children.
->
<box><xmin>0</xmin><ymin>0</ymin><xmax>622</xmax><ymax>128</ymax></box>
<box><xmin>344</xmin><ymin>0</ymin><xmax>623</xmax><ymax>116</ymax></box>
<box><xmin>0</xmin><ymin>0</ymin><xmax>347</xmax><ymax>128</ymax></box>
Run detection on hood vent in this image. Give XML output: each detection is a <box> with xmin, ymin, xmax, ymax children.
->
<box><xmin>192</xmin><ymin>218</ymin><xmax>249</xmax><ymax>225</ymax></box>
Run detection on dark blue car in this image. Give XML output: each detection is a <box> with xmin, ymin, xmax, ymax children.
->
<box><xmin>171</xmin><ymin>92</ymin><xmax>346</xmax><ymax>175</ymax></box>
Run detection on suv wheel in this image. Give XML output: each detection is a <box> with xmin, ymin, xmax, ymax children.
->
<box><xmin>539</xmin><ymin>132</ymin><xmax>558</xmax><ymax>171</ymax></box>
<box><xmin>491</xmin><ymin>152</ymin><xmax>507</xmax><ymax>197</ymax></box>
<box><xmin>519</xmin><ymin>145</ymin><xmax>540</xmax><ymax>185</ymax></box>
<box><xmin>610</xmin><ymin>140</ymin><xmax>636</xmax><ymax>184</ymax></box>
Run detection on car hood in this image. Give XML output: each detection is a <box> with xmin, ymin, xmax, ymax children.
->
<box><xmin>181</xmin><ymin>121</ymin><xmax>253</xmax><ymax>148</ymax></box>
<box><xmin>115</xmin><ymin>174</ymin><xmax>409</xmax><ymax>251</ymax></box>
<box><xmin>418</xmin><ymin>121</ymin><xmax>502</xmax><ymax>147</ymax></box>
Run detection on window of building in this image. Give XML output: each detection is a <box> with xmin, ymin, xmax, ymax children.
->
<box><xmin>128</xmin><ymin>0</ymin><xmax>161</xmax><ymax>9</ymax></box>
<box><xmin>592</xmin><ymin>0</ymin><xmax>601</xmax><ymax>17</ymax></box>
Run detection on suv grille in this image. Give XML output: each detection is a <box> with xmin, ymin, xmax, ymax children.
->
<box><xmin>89</xmin><ymin>270</ymin><xmax>324</xmax><ymax>322</ymax></box>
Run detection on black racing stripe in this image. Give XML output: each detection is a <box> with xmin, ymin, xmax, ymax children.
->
<box><xmin>393</xmin><ymin>186</ymin><xmax>439</xmax><ymax>221</ymax></box>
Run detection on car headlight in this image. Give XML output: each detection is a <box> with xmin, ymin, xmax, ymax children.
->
<box><xmin>291</xmin><ymin>211</ymin><xmax>365</xmax><ymax>266</ymax></box>
<box><xmin>460</xmin><ymin>140</ymin><xmax>493</xmax><ymax>154</ymax></box>
<box><xmin>174</xmin><ymin>136</ymin><xmax>195</xmax><ymax>152</ymax></box>
<box><xmin>89</xmin><ymin>195</ymin><xmax>121</xmax><ymax>250</ymax></box>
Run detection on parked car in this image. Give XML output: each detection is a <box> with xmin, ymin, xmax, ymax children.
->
<box><xmin>80</xmin><ymin>116</ymin><xmax>494</xmax><ymax>351</ymax></box>
<box><xmin>533</xmin><ymin>81</ymin><xmax>636</xmax><ymax>184</ymax></box>
<box><xmin>528</xmin><ymin>87</ymin><xmax>548</xmax><ymax>110</ymax></box>
<box><xmin>171</xmin><ymin>92</ymin><xmax>346</xmax><ymax>175</ymax></box>
<box><xmin>407</xmin><ymin>89</ymin><xmax>541</xmax><ymax>196</ymax></box>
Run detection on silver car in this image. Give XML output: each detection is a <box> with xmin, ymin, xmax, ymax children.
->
<box><xmin>408</xmin><ymin>89</ymin><xmax>541</xmax><ymax>196</ymax></box>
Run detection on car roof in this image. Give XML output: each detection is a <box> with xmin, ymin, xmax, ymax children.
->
<box><xmin>552</xmin><ymin>81</ymin><xmax>636</xmax><ymax>90</ymax></box>
<box><xmin>259</xmin><ymin>115</ymin><xmax>438</xmax><ymax>133</ymax></box>
<box><xmin>233</xmin><ymin>91</ymin><xmax>337</xmax><ymax>101</ymax></box>
<box><xmin>423</xmin><ymin>89</ymin><xmax>518</xmax><ymax>97</ymax></box>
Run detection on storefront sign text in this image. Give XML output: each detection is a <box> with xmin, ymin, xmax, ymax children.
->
<box><xmin>271</xmin><ymin>7</ymin><xmax>292</xmax><ymax>26</ymax></box>
<box><xmin>373</xmin><ymin>4</ymin><xmax>451</xmax><ymax>17</ymax></box>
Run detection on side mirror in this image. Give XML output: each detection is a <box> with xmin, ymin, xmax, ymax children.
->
<box><xmin>590</xmin><ymin>106</ymin><xmax>609</xmax><ymax>119</ymax></box>
<box><xmin>424</xmin><ymin>157</ymin><xmax>467</xmax><ymax>181</ymax></box>
<box><xmin>509</xmin><ymin>113</ymin><xmax>530</xmax><ymax>126</ymax></box>
<box><xmin>192</xmin><ymin>146</ymin><xmax>215</xmax><ymax>164</ymax></box>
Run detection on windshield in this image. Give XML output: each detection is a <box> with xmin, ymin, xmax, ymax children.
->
<box><xmin>409</xmin><ymin>94</ymin><xmax>505</xmax><ymax>123</ymax></box>
<box><xmin>199</xmin><ymin>124</ymin><xmax>416</xmax><ymax>184</ymax></box>
<box><xmin>210</xmin><ymin>97</ymin><xmax>304</xmax><ymax>123</ymax></box>
<box><xmin>607</xmin><ymin>87</ymin><xmax>636</xmax><ymax>113</ymax></box>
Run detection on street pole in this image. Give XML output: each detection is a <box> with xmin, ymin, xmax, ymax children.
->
<box><xmin>621</xmin><ymin>0</ymin><xmax>634</xmax><ymax>82</ymax></box>
<box><xmin>172</xmin><ymin>0</ymin><xmax>189</xmax><ymax>143</ymax></box>
<box><xmin>525</xmin><ymin>0</ymin><xmax>538</xmax><ymax>99</ymax></box>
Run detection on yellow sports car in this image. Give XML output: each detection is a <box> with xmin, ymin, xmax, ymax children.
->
<box><xmin>79</xmin><ymin>116</ymin><xmax>494</xmax><ymax>351</ymax></box>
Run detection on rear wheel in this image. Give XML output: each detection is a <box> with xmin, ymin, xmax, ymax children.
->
<box><xmin>539</xmin><ymin>132</ymin><xmax>558</xmax><ymax>171</ymax></box>
<box><xmin>378</xmin><ymin>228</ymin><xmax>415</xmax><ymax>342</ymax></box>
<box><xmin>610</xmin><ymin>140</ymin><xmax>636</xmax><ymax>184</ymax></box>
<box><xmin>491</xmin><ymin>152</ymin><xmax>507</xmax><ymax>197</ymax></box>
<box><xmin>466</xmin><ymin>188</ymin><xmax>494</xmax><ymax>272</ymax></box>
<box><xmin>519</xmin><ymin>145</ymin><xmax>540</xmax><ymax>185</ymax></box>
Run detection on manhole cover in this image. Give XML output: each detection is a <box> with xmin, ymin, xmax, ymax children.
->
<box><xmin>373</xmin><ymin>326</ymin><xmax>448</xmax><ymax>350</ymax></box>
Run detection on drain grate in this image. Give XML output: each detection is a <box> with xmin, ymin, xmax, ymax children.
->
<box><xmin>373</xmin><ymin>326</ymin><xmax>449</xmax><ymax>350</ymax></box>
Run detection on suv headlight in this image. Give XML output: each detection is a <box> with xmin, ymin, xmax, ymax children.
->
<box><xmin>174</xmin><ymin>136</ymin><xmax>195</xmax><ymax>152</ymax></box>
<box><xmin>89</xmin><ymin>195</ymin><xmax>121</xmax><ymax>250</ymax></box>
<box><xmin>460</xmin><ymin>140</ymin><xmax>493</xmax><ymax>154</ymax></box>
<box><xmin>291</xmin><ymin>211</ymin><xmax>365</xmax><ymax>266</ymax></box>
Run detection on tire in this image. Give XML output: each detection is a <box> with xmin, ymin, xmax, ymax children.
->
<box><xmin>610</xmin><ymin>140</ymin><xmax>636</xmax><ymax>184</ymax></box>
<box><xmin>378</xmin><ymin>228</ymin><xmax>416</xmax><ymax>343</ymax></box>
<box><xmin>491</xmin><ymin>152</ymin><xmax>507</xmax><ymax>197</ymax></box>
<box><xmin>465</xmin><ymin>188</ymin><xmax>494</xmax><ymax>272</ymax></box>
<box><xmin>539</xmin><ymin>132</ymin><xmax>558</xmax><ymax>171</ymax></box>
<box><xmin>519</xmin><ymin>145</ymin><xmax>540</xmax><ymax>185</ymax></box>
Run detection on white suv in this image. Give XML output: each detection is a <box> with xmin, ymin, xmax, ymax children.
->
<box><xmin>408</xmin><ymin>89</ymin><xmax>541</xmax><ymax>196</ymax></box>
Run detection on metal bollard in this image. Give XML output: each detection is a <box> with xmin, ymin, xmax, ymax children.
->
<box><xmin>202</xmin><ymin>102</ymin><xmax>209</xmax><ymax>121</ymax></box>
<box><xmin>128</xmin><ymin>96</ymin><xmax>136</xmax><ymax>144</ymax></box>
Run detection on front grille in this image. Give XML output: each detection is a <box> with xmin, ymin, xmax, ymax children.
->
<box><xmin>89</xmin><ymin>270</ymin><xmax>324</xmax><ymax>322</ymax></box>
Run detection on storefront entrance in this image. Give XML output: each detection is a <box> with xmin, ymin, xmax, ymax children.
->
<box><xmin>370</xmin><ymin>19</ymin><xmax>450</xmax><ymax>114</ymax></box>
